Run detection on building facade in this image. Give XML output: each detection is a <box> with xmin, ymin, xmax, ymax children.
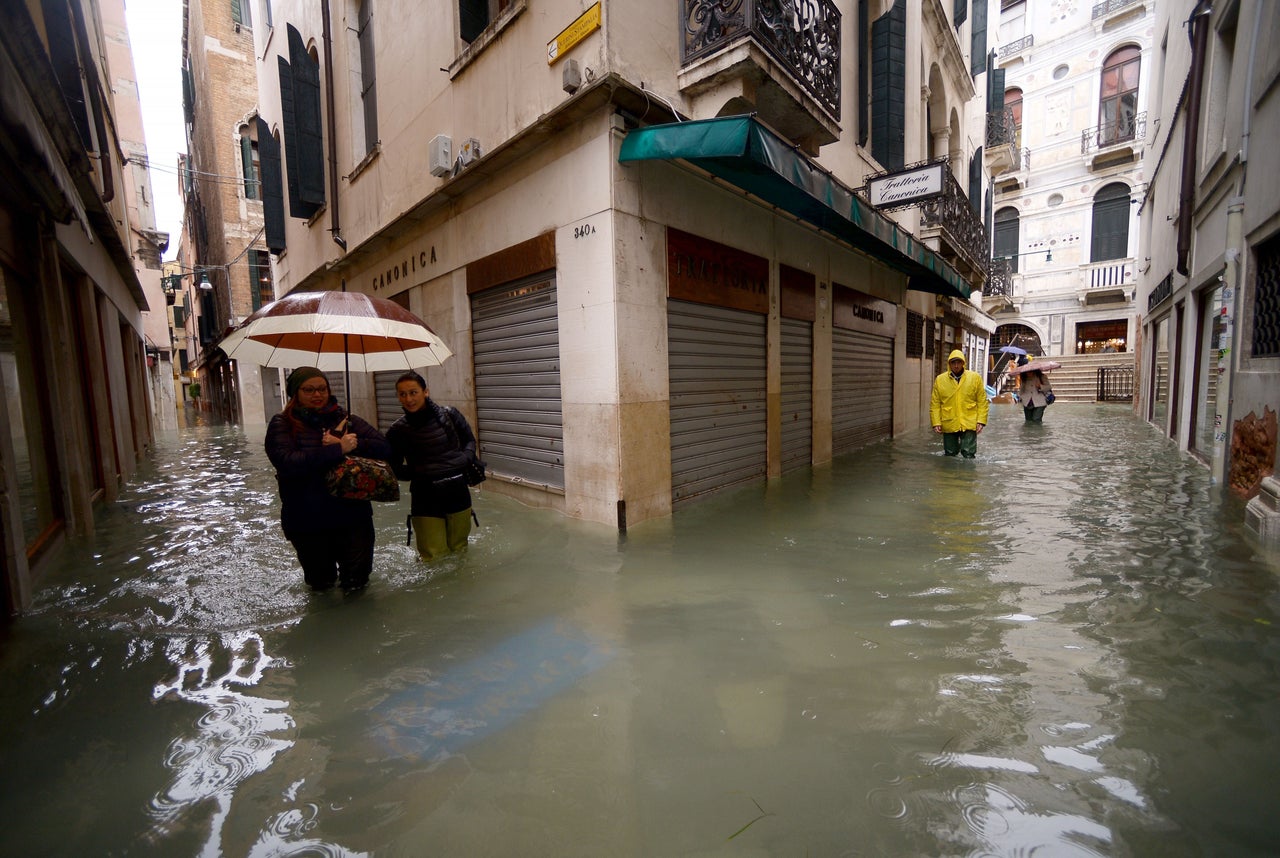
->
<box><xmin>248</xmin><ymin>0</ymin><xmax>998</xmax><ymax>528</ymax></box>
<box><xmin>0</xmin><ymin>0</ymin><xmax>158</xmax><ymax>617</ymax></box>
<box><xmin>181</xmin><ymin>0</ymin><xmax>278</xmax><ymax>426</ymax></box>
<box><xmin>981</xmin><ymin>0</ymin><xmax>1150</xmax><ymax>377</ymax></box>
<box><xmin>1140</xmin><ymin>0</ymin><xmax>1280</xmax><ymax>546</ymax></box>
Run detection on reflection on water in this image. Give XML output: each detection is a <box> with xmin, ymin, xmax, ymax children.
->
<box><xmin>1</xmin><ymin>408</ymin><xmax>1278</xmax><ymax>856</ymax></box>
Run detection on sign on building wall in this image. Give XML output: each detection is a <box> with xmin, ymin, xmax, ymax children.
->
<box><xmin>547</xmin><ymin>2</ymin><xmax>601</xmax><ymax>64</ymax></box>
<box><xmin>832</xmin><ymin>283</ymin><xmax>897</xmax><ymax>337</ymax></box>
<box><xmin>867</xmin><ymin>162</ymin><xmax>946</xmax><ymax>209</ymax></box>
<box><xmin>667</xmin><ymin>228</ymin><xmax>769</xmax><ymax>314</ymax></box>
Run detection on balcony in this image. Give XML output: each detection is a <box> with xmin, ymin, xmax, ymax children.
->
<box><xmin>679</xmin><ymin>0</ymin><xmax>841</xmax><ymax>150</ymax></box>
<box><xmin>998</xmin><ymin>34</ymin><xmax>1034</xmax><ymax>58</ymax></box>
<box><xmin>1092</xmin><ymin>0</ymin><xmax>1145</xmax><ymax>23</ymax></box>
<box><xmin>1079</xmin><ymin>258</ymin><xmax>1134</xmax><ymax>304</ymax></box>
<box><xmin>984</xmin><ymin>256</ymin><xmax>1015</xmax><ymax>308</ymax></box>
<box><xmin>985</xmin><ymin>107</ymin><xmax>1028</xmax><ymax>178</ymax></box>
<box><xmin>1081</xmin><ymin>111</ymin><xmax>1146</xmax><ymax>168</ymax></box>
<box><xmin>918</xmin><ymin>161</ymin><xmax>989</xmax><ymax>281</ymax></box>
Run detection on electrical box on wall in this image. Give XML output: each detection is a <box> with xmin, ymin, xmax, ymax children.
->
<box><xmin>458</xmin><ymin>138</ymin><xmax>483</xmax><ymax>166</ymax></box>
<box><xmin>428</xmin><ymin>135</ymin><xmax>452</xmax><ymax>177</ymax></box>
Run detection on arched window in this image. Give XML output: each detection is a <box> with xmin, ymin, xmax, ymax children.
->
<box><xmin>994</xmin><ymin>206</ymin><xmax>1021</xmax><ymax>272</ymax></box>
<box><xmin>1004</xmin><ymin>87</ymin><xmax>1023</xmax><ymax>148</ymax></box>
<box><xmin>1100</xmin><ymin>46</ymin><xmax>1140</xmax><ymax>146</ymax></box>
<box><xmin>239</xmin><ymin>122</ymin><xmax>259</xmax><ymax>200</ymax></box>
<box><xmin>1091</xmin><ymin>183</ymin><xmax>1131</xmax><ymax>262</ymax></box>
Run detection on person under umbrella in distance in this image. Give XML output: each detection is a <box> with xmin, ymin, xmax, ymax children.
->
<box><xmin>930</xmin><ymin>349</ymin><xmax>990</xmax><ymax>459</ymax></box>
<box><xmin>265</xmin><ymin>366</ymin><xmax>392</xmax><ymax>592</ymax></box>
<box><xmin>386</xmin><ymin>371</ymin><xmax>480</xmax><ymax>561</ymax></box>
<box><xmin>1016</xmin><ymin>354</ymin><xmax>1055</xmax><ymax>423</ymax></box>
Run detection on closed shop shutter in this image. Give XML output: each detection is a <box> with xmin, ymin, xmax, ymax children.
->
<box><xmin>668</xmin><ymin>300</ymin><xmax>767</xmax><ymax>505</ymax></box>
<box><xmin>327</xmin><ymin>372</ymin><xmax>348</xmax><ymax>411</ymax></box>
<box><xmin>780</xmin><ymin>317</ymin><xmax>813</xmax><ymax>472</ymax></box>
<box><xmin>832</xmin><ymin>328</ymin><xmax>893</xmax><ymax>454</ymax></box>
<box><xmin>470</xmin><ymin>274</ymin><xmax>564</xmax><ymax>488</ymax></box>
<box><xmin>373</xmin><ymin>370</ymin><xmax>401</xmax><ymax>431</ymax></box>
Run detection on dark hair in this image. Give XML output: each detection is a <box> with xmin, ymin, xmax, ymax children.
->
<box><xmin>396</xmin><ymin>371</ymin><xmax>426</xmax><ymax>390</ymax></box>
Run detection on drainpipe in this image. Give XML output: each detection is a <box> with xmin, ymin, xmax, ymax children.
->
<box><xmin>1176</xmin><ymin>1</ymin><xmax>1212</xmax><ymax>276</ymax></box>
<box><xmin>320</xmin><ymin>0</ymin><xmax>346</xmax><ymax>254</ymax></box>
<box><xmin>1211</xmin><ymin>1</ymin><xmax>1263</xmax><ymax>485</ymax></box>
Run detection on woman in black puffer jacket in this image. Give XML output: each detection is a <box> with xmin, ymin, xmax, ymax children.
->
<box><xmin>265</xmin><ymin>366</ymin><xmax>392</xmax><ymax>592</ymax></box>
<box><xmin>385</xmin><ymin>371</ymin><xmax>479</xmax><ymax>561</ymax></box>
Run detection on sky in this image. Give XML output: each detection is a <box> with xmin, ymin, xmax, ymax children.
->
<box><xmin>124</xmin><ymin>0</ymin><xmax>187</xmax><ymax>261</ymax></box>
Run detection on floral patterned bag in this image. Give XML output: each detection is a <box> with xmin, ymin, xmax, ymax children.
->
<box><xmin>326</xmin><ymin>455</ymin><xmax>400</xmax><ymax>502</ymax></box>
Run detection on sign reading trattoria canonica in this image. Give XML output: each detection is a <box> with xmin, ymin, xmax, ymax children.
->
<box><xmin>867</xmin><ymin>163</ymin><xmax>946</xmax><ymax>208</ymax></box>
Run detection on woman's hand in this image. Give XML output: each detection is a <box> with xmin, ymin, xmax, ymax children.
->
<box><xmin>323</xmin><ymin>430</ymin><xmax>358</xmax><ymax>454</ymax></box>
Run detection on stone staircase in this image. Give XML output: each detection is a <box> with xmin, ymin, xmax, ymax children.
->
<box><xmin>995</xmin><ymin>352</ymin><xmax>1136</xmax><ymax>403</ymax></box>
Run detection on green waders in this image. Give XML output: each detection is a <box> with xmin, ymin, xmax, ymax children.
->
<box><xmin>411</xmin><ymin>510</ymin><xmax>473</xmax><ymax>561</ymax></box>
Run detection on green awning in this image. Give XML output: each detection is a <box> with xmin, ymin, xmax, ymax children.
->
<box><xmin>618</xmin><ymin>115</ymin><xmax>971</xmax><ymax>301</ymax></box>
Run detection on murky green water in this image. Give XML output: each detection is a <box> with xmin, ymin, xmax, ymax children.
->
<box><xmin>1</xmin><ymin>404</ymin><xmax>1278</xmax><ymax>856</ymax></box>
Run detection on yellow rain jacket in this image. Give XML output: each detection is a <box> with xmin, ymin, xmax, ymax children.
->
<box><xmin>930</xmin><ymin>350</ymin><xmax>990</xmax><ymax>432</ymax></box>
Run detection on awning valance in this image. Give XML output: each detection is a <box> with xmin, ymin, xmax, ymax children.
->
<box><xmin>618</xmin><ymin>115</ymin><xmax>971</xmax><ymax>301</ymax></box>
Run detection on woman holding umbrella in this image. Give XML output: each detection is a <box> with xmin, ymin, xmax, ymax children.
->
<box><xmin>1016</xmin><ymin>355</ymin><xmax>1056</xmax><ymax>423</ymax></box>
<box><xmin>265</xmin><ymin>366</ymin><xmax>392</xmax><ymax>592</ymax></box>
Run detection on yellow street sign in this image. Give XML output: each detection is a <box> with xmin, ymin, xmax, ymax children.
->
<box><xmin>547</xmin><ymin>2</ymin><xmax>601</xmax><ymax>65</ymax></box>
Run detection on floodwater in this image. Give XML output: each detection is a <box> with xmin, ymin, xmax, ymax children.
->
<box><xmin>1</xmin><ymin>405</ymin><xmax>1278</xmax><ymax>857</ymax></box>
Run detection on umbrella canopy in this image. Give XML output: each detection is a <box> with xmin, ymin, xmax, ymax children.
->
<box><xmin>1010</xmin><ymin>359</ymin><xmax>1062</xmax><ymax>374</ymax></box>
<box><xmin>219</xmin><ymin>291</ymin><xmax>453</xmax><ymax>373</ymax></box>
<box><xmin>998</xmin><ymin>345</ymin><xmax>1028</xmax><ymax>355</ymax></box>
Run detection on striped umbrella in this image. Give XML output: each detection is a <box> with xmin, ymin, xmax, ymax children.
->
<box><xmin>218</xmin><ymin>290</ymin><xmax>453</xmax><ymax>374</ymax></box>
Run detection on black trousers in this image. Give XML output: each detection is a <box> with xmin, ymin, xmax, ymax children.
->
<box><xmin>284</xmin><ymin>517</ymin><xmax>376</xmax><ymax>591</ymax></box>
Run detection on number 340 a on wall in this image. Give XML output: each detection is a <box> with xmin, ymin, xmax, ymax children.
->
<box><xmin>573</xmin><ymin>223</ymin><xmax>596</xmax><ymax>239</ymax></box>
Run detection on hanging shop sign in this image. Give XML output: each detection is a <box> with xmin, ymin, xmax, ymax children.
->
<box><xmin>867</xmin><ymin>162</ymin><xmax>946</xmax><ymax>209</ymax></box>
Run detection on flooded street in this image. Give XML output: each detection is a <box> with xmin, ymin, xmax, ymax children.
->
<box><xmin>1</xmin><ymin>404</ymin><xmax>1278</xmax><ymax>856</ymax></box>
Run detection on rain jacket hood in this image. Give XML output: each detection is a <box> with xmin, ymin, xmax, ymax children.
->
<box><xmin>930</xmin><ymin>350</ymin><xmax>989</xmax><ymax>432</ymax></box>
<box><xmin>947</xmin><ymin>349</ymin><xmax>966</xmax><ymax>366</ymax></box>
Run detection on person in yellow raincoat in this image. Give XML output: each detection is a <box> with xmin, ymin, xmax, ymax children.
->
<box><xmin>930</xmin><ymin>349</ymin><xmax>989</xmax><ymax>458</ymax></box>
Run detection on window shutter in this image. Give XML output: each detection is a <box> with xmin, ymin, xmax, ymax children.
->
<box><xmin>970</xmin><ymin>0</ymin><xmax>987</xmax><ymax>77</ymax></box>
<box><xmin>257</xmin><ymin>117</ymin><xmax>286</xmax><ymax>252</ymax></box>
<box><xmin>288</xmin><ymin>25</ymin><xmax>326</xmax><ymax>207</ymax></box>
<box><xmin>460</xmin><ymin>0</ymin><xmax>488</xmax><ymax>43</ymax></box>
<box><xmin>249</xmin><ymin>251</ymin><xmax>262</xmax><ymax>311</ymax></box>
<box><xmin>870</xmin><ymin>0</ymin><xmax>906</xmax><ymax>171</ymax></box>
<box><xmin>857</xmin><ymin>0</ymin><xmax>869</xmax><ymax>147</ymax></box>
<box><xmin>240</xmin><ymin>132</ymin><xmax>256</xmax><ymax>198</ymax></box>
<box><xmin>954</xmin><ymin>0</ymin><xmax>967</xmax><ymax>28</ymax></box>
<box><xmin>182</xmin><ymin>65</ymin><xmax>194</xmax><ymax>124</ymax></box>
<box><xmin>994</xmin><ymin>209</ymin><xmax>1020</xmax><ymax>272</ymax></box>
<box><xmin>988</xmin><ymin>64</ymin><xmax>1005</xmax><ymax>109</ymax></box>
<box><xmin>968</xmin><ymin>148</ymin><xmax>982</xmax><ymax>215</ymax></box>
<box><xmin>358</xmin><ymin>0</ymin><xmax>378</xmax><ymax>152</ymax></box>
<box><xmin>1091</xmin><ymin>187</ymin><xmax>1130</xmax><ymax>262</ymax></box>
<box><xmin>231</xmin><ymin>0</ymin><xmax>242</xmax><ymax>25</ymax></box>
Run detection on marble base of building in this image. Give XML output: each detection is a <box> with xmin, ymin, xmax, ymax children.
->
<box><xmin>1244</xmin><ymin>476</ymin><xmax>1280</xmax><ymax>547</ymax></box>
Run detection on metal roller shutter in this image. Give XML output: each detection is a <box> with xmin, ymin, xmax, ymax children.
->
<box><xmin>471</xmin><ymin>275</ymin><xmax>564</xmax><ymax>488</ymax></box>
<box><xmin>374</xmin><ymin>371</ymin><xmax>402</xmax><ymax>431</ymax></box>
<box><xmin>668</xmin><ymin>300</ymin><xmax>767</xmax><ymax>505</ymax></box>
<box><xmin>780</xmin><ymin>317</ymin><xmax>813</xmax><ymax>472</ymax></box>
<box><xmin>832</xmin><ymin>328</ymin><xmax>893</xmax><ymax>454</ymax></box>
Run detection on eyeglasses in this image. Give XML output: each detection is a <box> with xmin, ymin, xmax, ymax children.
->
<box><xmin>298</xmin><ymin>384</ymin><xmax>329</xmax><ymax>395</ymax></box>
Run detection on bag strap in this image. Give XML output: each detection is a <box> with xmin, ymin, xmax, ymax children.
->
<box><xmin>433</xmin><ymin>402</ymin><xmax>463</xmax><ymax>451</ymax></box>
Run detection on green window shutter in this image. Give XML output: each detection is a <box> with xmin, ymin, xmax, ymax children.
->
<box><xmin>288</xmin><ymin>25</ymin><xmax>326</xmax><ymax>206</ymax></box>
<box><xmin>258</xmin><ymin>116</ymin><xmax>287</xmax><ymax>251</ymax></box>
<box><xmin>231</xmin><ymin>0</ymin><xmax>242</xmax><ymax>25</ymax></box>
<box><xmin>240</xmin><ymin>133</ymin><xmax>256</xmax><ymax>198</ymax></box>
<box><xmin>971</xmin><ymin>0</ymin><xmax>988</xmax><ymax>77</ymax></box>
<box><xmin>954</xmin><ymin>0</ymin><xmax>967</xmax><ymax>28</ymax></box>
<box><xmin>870</xmin><ymin>0</ymin><xmax>906</xmax><ymax>171</ymax></box>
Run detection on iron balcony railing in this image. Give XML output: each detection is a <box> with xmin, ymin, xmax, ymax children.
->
<box><xmin>999</xmin><ymin>34</ymin><xmax>1034</xmax><ymax>57</ymax></box>
<box><xmin>986</xmin><ymin>106</ymin><xmax>1017</xmax><ymax>149</ymax></box>
<box><xmin>1082</xmin><ymin>111</ymin><xmax>1147</xmax><ymax>154</ymax></box>
<box><xmin>984</xmin><ymin>256</ymin><xmax>1013</xmax><ymax>298</ymax></box>
<box><xmin>681</xmin><ymin>0</ymin><xmax>841</xmax><ymax>119</ymax></box>
<box><xmin>920</xmin><ymin>162</ymin><xmax>990</xmax><ymax>276</ymax></box>
<box><xmin>1093</xmin><ymin>0</ymin><xmax>1143</xmax><ymax>21</ymax></box>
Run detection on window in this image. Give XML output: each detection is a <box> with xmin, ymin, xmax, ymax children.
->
<box><xmin>239</xmin><ymin>123</ymin><xmax>260</xmax><ymax>199</ymax></box>
<box><xmin>907</xmin><ymin>311</ymin><xmax>924</xmax><ymax>357</ymax></box>
<box><xmin>261</xmin><ymin>0</ymin><xmax>272</xmax><ymax>28</ymax></box>
<box><xmin>1004</xmin><ymin>87</ymin><xmax>1023</xmax><ymax>147</ymax></box>
<box><xmin>1099</xmin><ymin>46</ymin><xmax>1140</xmax><ymax>146</ymax></box>
<box><xmin>1091</xmin><ymin>183</ymin><xmax>1131</xmax><ymax>262</ymax></box>
<box><xmin>1253</xmin><ymin>233</ymin><xmax>1280</xmax><ymax>358</ymax></box>
<box><xmin>354</xmin><ymin>0</ymin><xmax>378</xmax><ymax>158</ymax></box>
<box><xmin>994</xmin><ymin>207</ymin><xmax>1020</xmax><ymax>272</ymax></box>
<box><xmin>232</xmin><ymin>0</ymin><xmax>252</xmax><ymax>28</ymax></box>
<box><xmin>248</xmin><ymin>249</ymin><xmax>274</xmax><ymax>310</ymax></box>
<box><xmin>460</xmin><ymin>0</ymin><xmax>512</xmax><ymax>43</ymax></box>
